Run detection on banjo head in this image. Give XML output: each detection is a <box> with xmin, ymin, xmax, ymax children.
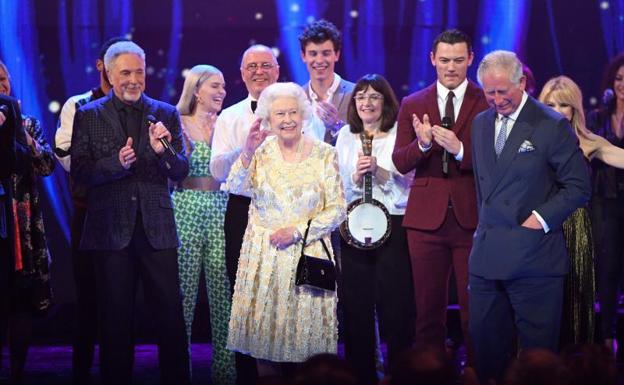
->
<box><xmin>340</xmin><ymin>200</ymin><xmax>391</xmax><ymax>250</ymax></box>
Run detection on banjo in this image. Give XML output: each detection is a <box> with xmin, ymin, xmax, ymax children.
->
<box><xmin>340</xmin><ymin>132</ymin><xmax>392</xmax><ymax>249</ymax></box>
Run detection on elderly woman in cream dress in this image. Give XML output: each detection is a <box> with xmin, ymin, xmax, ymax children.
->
<box><xmin>226</xmin><ymin>82</ymin><xmax>346</xmax><ymax>370</ymax></box>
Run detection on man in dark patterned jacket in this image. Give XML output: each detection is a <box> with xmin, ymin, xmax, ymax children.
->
<box><xmin>70</xmin><ymin>41</ymin><xmax>190</xmax><ymax>385</ymax></box>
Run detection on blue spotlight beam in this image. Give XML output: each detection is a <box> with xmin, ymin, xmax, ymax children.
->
<box><xmin>474</xmin><ymin>0</ymin><xmax>532</xmax><ymax>60</ymax></box>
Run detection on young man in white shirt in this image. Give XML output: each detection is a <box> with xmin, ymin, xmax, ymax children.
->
<box><xmin>299</xmin><ymin>19</ymin><xmax>355</xmax><ymax>145</ymax></box>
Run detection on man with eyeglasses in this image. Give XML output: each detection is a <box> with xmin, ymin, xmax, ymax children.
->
<box><xmin>392</xmin><ymin>29</ymin><xmax>488</xmax><ymax>366</ymax></box>
<box><xmin>210</xmin><ymin>44</ymin><xmax>323</xmax><ymax>385</ymax></box>
<box><xmin>298</xmin><ymin>19</ymin><xmax>355</xmax><ymax>145</ymax></box>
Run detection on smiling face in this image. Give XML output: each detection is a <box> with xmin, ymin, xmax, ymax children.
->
<box><xmin>195</xmin><ymin>73</ymin><xmax>226</xmax><ymax>113</ymax></box>
<box><xmin>482</xmin><ymin>69</ymin><xmax>526</xmax><ymax>116</ymax></box>
<box><xmin>544</xmin><ymin>94</ymin><xmax>574</xmax><ymax>122</ymax></box>
<box><xmin>269</xmin><ymin>97</ymin><xmax>303</xmax><ymax>143</ymax></box>
<box><xmin>0</xmin><ymin>65</ymin><xmax>11</xmax><ymax>96</ymax></box>
<box><xmin>301</xmin><ymin>40</ymin><xmax>340</xmax><ymax>84</ymax></box>
<box><xmin>241</xmin><ymin>49</ymin><xmax>279</xmax><ymax>99</ymax></box>
<box><xmin>354</xmin><ymin>86</ymin><xmax>384</xmax><ymax>126</ymax></box>
<box><xmin>431</xmin><ymin>42</ymin><xmax>473</xmax><ymax>90</ymax></box>
<box><xmin>107</xmin><ymin>53</ymin><xmax>145</xmax><ymax>103</ymax></box>
<box><xmin>614</xmin><ymin>65</ymin><xmax>624</xmax><ymax>103</ymax></box>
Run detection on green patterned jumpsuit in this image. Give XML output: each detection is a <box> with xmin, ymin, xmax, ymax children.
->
<box><xmin>172</xmin><ymin>141</ymin><xmax>235</xmax><ymax>384</ymax></box>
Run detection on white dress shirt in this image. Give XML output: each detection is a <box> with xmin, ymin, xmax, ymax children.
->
<box><xmin>210</xmin><ymin>95</ymin><xmax>325</xmax><ymax>190</ymax></box>
<box><xmin>55</xmin><ymin>90</ymin><xmax>94</xmax><ymax>171</ymax></box>
<box><xmin>308</xmin><ymin>73</ymin><xmax>341</xmax><ymax>107</ymax></box>
<box><xmin>419</xmin><ymin>79</ymin><xmax>470</xmax><ymax>160</ymax></box>
<box><xmin>335</xmin><ymin>123</ymin><xmax>414</xmax><ymax>215</ymax></box>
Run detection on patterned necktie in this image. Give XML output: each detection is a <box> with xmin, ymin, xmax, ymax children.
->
<box><xmin>495</xmin><ymin>116</ymin><xmax>509</xmax><ymax>157</ymax></box>
<box><xmin>445</xmin><ymin>91</ymin><xmax>455</xmax><ymax>124</ymax></box>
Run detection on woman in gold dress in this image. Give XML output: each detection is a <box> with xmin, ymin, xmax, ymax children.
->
<box><xmin>226</xmin><ymin>82</ymin><xmax>346</xmax><ymax>375</ymax></box>
<box><xmin>538</xmin><ymin>75</ymin><xmax>624</xmax><ymax>347</ymax></box>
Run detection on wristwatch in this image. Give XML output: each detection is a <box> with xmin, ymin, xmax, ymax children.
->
<box><xmin>293</xmin><ymin>229</ymin><xmax>301</xmax><ymax>242</ymax></box>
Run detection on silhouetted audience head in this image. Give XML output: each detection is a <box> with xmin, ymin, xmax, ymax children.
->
<box><xmin>504</xmin><ymin>349</ymin><xmax>570</xmax><ymax>385</ymax></box>
<box><xmin>387</xmin><ymin>348</ymin><xmax>456</xmax><ymax>385</ymax></box>
<box><xmin>561</xmin><ymin>344</ymin><xmax>617</xmax><ymax>385</ymax></box>
<box><xmin>292</xmin><ymin>353</ymin><xmax>357</xmax><ymax>385</ymax></box>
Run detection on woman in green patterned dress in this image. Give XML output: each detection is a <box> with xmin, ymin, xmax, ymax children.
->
<box><xmin>173</xmin><ymin>64</ymin><xmax>235</xmax><ymax>384</ymax></box>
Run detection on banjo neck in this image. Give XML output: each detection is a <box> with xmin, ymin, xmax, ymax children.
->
<box><xmin>360</xmin><ymin>132</ymin><xmax>374</xmax><ymax>203</ymax></box>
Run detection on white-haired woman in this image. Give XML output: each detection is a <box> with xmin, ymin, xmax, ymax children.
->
<box><xmin>226</xmin><ymin>82</ymin><xmax>346</xmax><ymax>373</ymax></box>
<box><xmin>173</xmin><ymin>64</ymin><xmax>235</xmax><ymax>384</ymax></box>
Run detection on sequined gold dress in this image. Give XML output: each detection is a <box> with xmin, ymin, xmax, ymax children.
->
<box><xmin>226</xmin><ymin>137</ymin><xmax>346</xmax><ymax>362</ymax></box>
<box><xmin>561</xmin><ymin>207</ymin><xmax>595</xmax><ymax>345</ymax></box>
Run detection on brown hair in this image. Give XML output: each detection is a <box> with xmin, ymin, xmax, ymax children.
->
<box><xmin>347</xmin><ymin>74</ymin><xmax>399</xmax><ymax>134</ymax></box>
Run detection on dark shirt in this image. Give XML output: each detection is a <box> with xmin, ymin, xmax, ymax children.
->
<box><xmin>112</xmin><ymin>94</ymin><xmax>144</xmax><ymax>148</ymax></box>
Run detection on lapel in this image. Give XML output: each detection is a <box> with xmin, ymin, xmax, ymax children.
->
<box><xmin>139</xmin><ymin>94</ymin><xmax>156</xmax><ymax>154</ymax></box>
<box><xmin>303</xmin><ymin>81</ymin><xmax>311</xmax><ymax>99</ymax></box>
<box><xmin>454</xmin><ymin>81</ymin><xmax>479</xmax><ymax>137</ymax></box>
<box><xmin>331</xmin><ymin>79</ymin><xmax>349</xmax><ymax>115</ymax></box>
<box><xmin>484</xmin><ymin>99</ymin><xmax>537</xmax><ymax>200</ymax></box>
<box><xmin>423</xmin><ymin>84</ymin><xmax>440</xmax><ymax>124</ymax></box>
<box><xmin>100</xmin><ymin>95</ymin><xmax>125</xmax><ymax>142</ymax></box>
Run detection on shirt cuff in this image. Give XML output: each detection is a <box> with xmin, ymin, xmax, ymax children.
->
<box><xmin>532</xmin><ymin>210</ymin><xmax>550</xmax><ymax>233</ymax></box>
<box><xmin>418</xmin><ymin>141</ymin><xmax>432</xmax><ymax>153</ymax></box>
<box><xmin>454</xmin><ymin>142</ymin><xmax>464</xmax><ymax>161</ymax></box>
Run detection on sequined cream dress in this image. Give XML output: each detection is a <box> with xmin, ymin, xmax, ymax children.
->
<box><xmin>226</xmin><ymin>136</ymin><xmax>346</xmax><ymax>362</ymax></box>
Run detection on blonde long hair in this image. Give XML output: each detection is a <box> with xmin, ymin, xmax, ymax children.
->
<box><xmin>176</xmin><ymin>64</ymin><xmax>222</xmax><ymax>116</ymax></box>
<box><xmin>538</xmin><ymin>75</ymin><xmax>604</xmax><ymax>158</ymax></box>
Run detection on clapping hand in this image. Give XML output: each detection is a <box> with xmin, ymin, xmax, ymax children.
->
<box><xmin>412</xmin><ymin>113</ymin><xmax>433</xmax><ymax>148</ymax></box>
<box><xmin>119</xmin><ymin>137</ymin><xmax>136</xmax><ymax>169</ymax></box>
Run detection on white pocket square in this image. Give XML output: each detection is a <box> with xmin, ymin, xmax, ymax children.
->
<box><xmin>518</xmin><ymin>140</ymin><xmax>535</xmax><ymax>153</ymax></box>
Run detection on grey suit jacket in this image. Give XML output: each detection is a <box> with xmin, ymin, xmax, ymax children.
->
<box><xmin>304</xmin><ymin>77</ymin><xmax>355</xmax><ymax>144</ymax></box>
<box><xmin>470</xmin><ymin>96</ymin><xmax>591</xmax><ymax>280</ymax></box>
<box><xmin>70</xmin><ymin>93</ymin><xmax>189</xmax><ymax>251</ymax></box>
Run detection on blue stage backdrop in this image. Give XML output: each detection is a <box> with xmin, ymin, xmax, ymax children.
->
<box><xmin>0</xmin><ymin>0</ymin><xmax>623</xmax><ymax>304</ymax></box>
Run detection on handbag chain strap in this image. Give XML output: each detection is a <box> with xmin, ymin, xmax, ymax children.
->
<box><xmin>300</xmin><ymin>219</ymin><xmax>334</xmax><ymax>263</ymax></box>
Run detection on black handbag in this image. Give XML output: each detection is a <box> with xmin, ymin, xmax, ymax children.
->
<box><xmin>295</xmin><ymin>220</ymin><xmax>336</xmax><ymax>291</ymax></box>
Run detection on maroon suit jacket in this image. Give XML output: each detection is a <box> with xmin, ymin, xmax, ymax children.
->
<box><xmin>392</xmin><ymin>80</ymin><xmax>488</xmax><ymax>231</ymax></box>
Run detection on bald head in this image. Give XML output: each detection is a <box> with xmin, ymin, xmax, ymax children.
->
<box><xmin>240</xmin><ymin>44</ymin><xmax>280</xmax><ymax>99</ymax></box>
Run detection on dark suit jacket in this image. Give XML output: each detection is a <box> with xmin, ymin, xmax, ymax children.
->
<box><xmin>0</xmin><ymin>94</ymin><xmax>26</xmax><ymax>179</ymax></box>
<box><xmin>470</xmin><ymin>96</ymin><xmax>591</xmax><ymax>280</ymax></box>
<box><xmin>70</xmin><ymin>93</ymin><xmax>189</xmax><ymax>251</ymax></box>
<box><xmin>392</xmin><ymin>80</ymin><xmax>488</xmax><ymax>231</ymax></box>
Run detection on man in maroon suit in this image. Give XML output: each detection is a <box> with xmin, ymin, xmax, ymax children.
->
<box><xmin>392</xmin><ymin>29</ymin><xmax>488</xmax><ymax>361</ymax></box>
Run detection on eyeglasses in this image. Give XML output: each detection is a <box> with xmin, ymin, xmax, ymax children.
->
<box><xmin>244</xmin><ymin>62</ymin><xmax>275</xmax><ymax>72</ymax></box>
<box><xmin>354</xmin><ymin>94</ymin><xmax>384</xmax><ymax>103</ymax></box>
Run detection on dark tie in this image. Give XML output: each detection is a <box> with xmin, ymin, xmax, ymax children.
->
<box><xmin>120</xmin><ymin>105</ymin><xmax>140</xmax><ymax>146</ymax></box>
<box><xmin>251</xmin><ymin>100</ymin><xmax>258</xmax><ymax>113</ymax></box>
<box><xmin>445</xmin><ymin>91</ymin><xmax>455</xmax><ymax>124</ymax></box>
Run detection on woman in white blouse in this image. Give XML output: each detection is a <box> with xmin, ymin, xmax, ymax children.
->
<box><xmin>335</xmin><ymin>74</ymin><xmax>415</xmax><ymax>385</ymax></box>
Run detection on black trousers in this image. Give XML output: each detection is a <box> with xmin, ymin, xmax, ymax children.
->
<box><xmin>93</xmin><ymin>213</ymin><xmax>190</xmax><ymax>385</ymax></box>
<box><xmin>341</xmin><ymin>215</ymin><xmax>415</xmax><ymax>385</ymax></box>
<box><xmin>224</xmin><ymin>193</ymin><xmax>258</xmax><ymax>385</ymax></box>
<box><xmin>71</xmin><ymin>204</ymin><xmax>99</xmax><ymax>384</ymax></box>
<box><xmin>591</xmin><ymin>196</ymin><xmax>624</xmax><ymax>339</ymax></box>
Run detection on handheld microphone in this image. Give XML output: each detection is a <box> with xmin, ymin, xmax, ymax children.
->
<box><xmin>603</xmin><ymin>88</ymin><xmax>614</xmax><ymax>106</ymax></box>
<box><xmin>441</xmin><ymin>116</ymin><xmax>453</xmax><ymax>177</ymax></box>
<box><xmin>146</xmin><ymin>114</ymin><xmax>176</xmax><ymax>156</ymax></box>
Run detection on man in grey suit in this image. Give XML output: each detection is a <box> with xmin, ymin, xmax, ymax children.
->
<box><xmin>71</xmin><ymin>41</ymin><xmax>190</xmax><ymax>385</ymax></box>
<box><xmin>299</xmin><ymin>19</ymin><xmax>355</xmax><ymax>144</ymax></box>
<box><xmin>469</xmin><ymin>50</ymin><xmax>591</xmax><ymax>384</ymax></box>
